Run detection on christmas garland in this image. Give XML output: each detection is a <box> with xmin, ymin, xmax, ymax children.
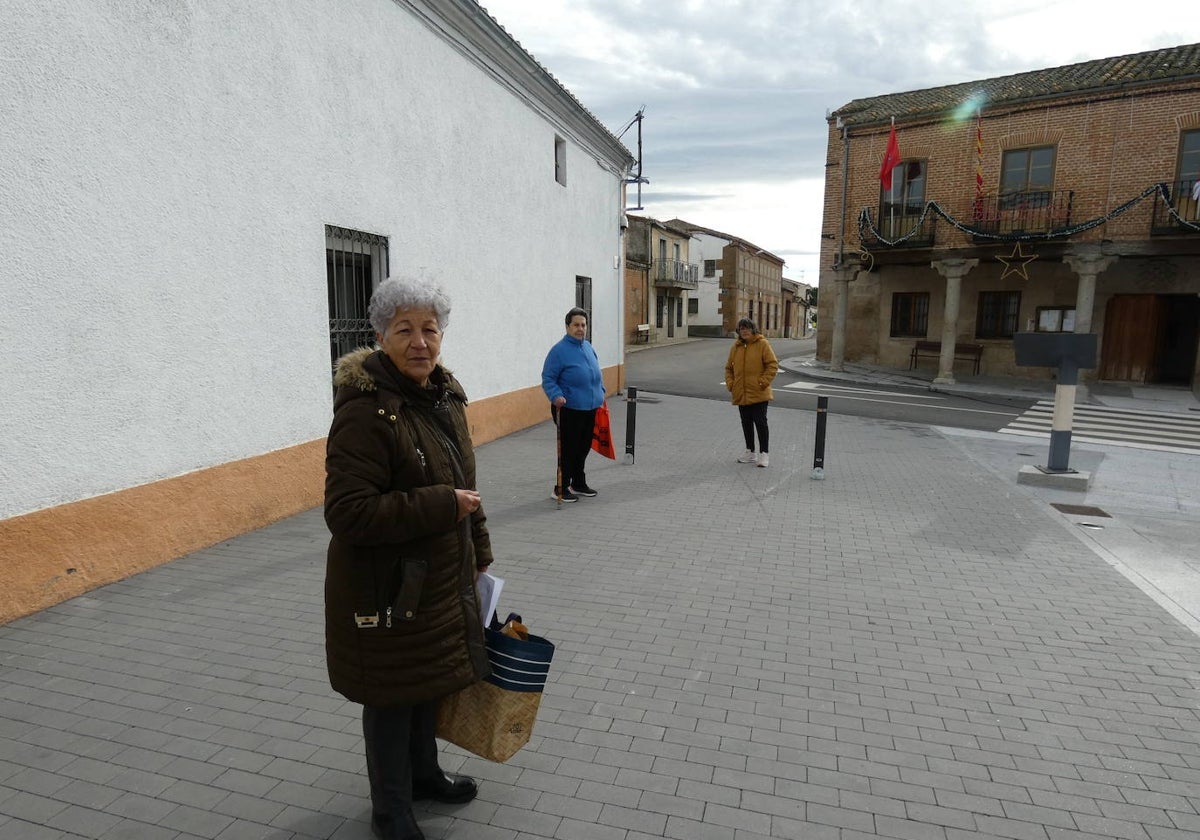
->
<box><xmin>858</xmin><ymin>182</ymin><xmax>1200</xmax><ymax>247</ymax></box>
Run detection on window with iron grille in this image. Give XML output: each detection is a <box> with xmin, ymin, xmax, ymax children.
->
<box><xmin>688</xmin><ymin>298</ymin><xmax>698</xmax><ymax>314</ymax></box>
<box><xmin>976</xmin><ymin>290</ymin><xmax>1021</xmax><ymax>339</ymax></box>
<box><xmin>704</xmin><ymin>259</ymin><xmax>716</xmax><ymax>277</ymax></box>
<box><xmin>676</xmin><ymin>296</ymin><xmax>683</xmax><ymax>327</ymax></box>
<box><xmin>890</xmin><ymin>292</ymin><xmax>929</xmax><ymax>337</ymax></box>
<box><xmin>327</xmin><ymin>225</ymin><xmax>388</xmax><ymax>379</ymax></box>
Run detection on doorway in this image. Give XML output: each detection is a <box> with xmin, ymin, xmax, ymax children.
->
<box><xmin>1099</xmin><ymin>294</ymin><xmax>1200</xmax><ymax>384</ymax></box>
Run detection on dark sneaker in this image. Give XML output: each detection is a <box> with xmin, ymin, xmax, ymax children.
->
<box><xmin>569</xmin><ymin>484</ymin><xmax>598</xmax><ymax>497</ymax></box>
<box><xmin>552</xmin><ymin>487</ymin><xmax>578</xmax><ymax>502</ymax></box>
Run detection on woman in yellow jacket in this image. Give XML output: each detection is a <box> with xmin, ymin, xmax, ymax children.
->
<box><xmin>724</xmin><ymin>317</ymin><xmax>779</xmax><ymax>467</ymax></box>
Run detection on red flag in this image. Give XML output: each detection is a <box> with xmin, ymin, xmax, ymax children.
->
<box><xmin>879</xmin><ymin>119</ymin><xmax>901</xmax><ymax>190</ymax></box>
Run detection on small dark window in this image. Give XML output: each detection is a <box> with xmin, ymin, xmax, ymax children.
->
<box><xmin>575</xmin><ymin>276</ymin><xmax>592</xmax><ymax>341</ymax></box>
<box><xmin>704</xmin><ymin>259</ymin><xmax>716</xmax><ymax>277</ymax></box>
<box><xmin>890</xmin><ymin>292</ymin><xmax>929</xmax><ymax>337</ymax></box>
<box><xmin>687</xmin><ymin>298</ymin><xmax>699</xmax><ymax>314</ymax></box>
<box><xmin>554</xmin><ymin>136</ymin><xmax>567</xmax><ymax>186</ymax></box>
<box><xmin>977</xmin><ymin>291</ymin><xmax>1021</xmax><ymax>339</ymax></box>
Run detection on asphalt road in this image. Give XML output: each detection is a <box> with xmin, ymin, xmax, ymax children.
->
<box><xmin>625</xmin><ymin>337</ymin><xmax>1037</xmax><ymax>431</ymax></box>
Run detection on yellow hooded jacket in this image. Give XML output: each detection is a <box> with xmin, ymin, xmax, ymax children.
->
<box><xmin>725</xmin><ymin>333</ymin><xmax>779</xmax><ymax>405</ymax></box>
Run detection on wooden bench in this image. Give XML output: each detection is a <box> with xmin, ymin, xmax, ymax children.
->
<box><xmin>909</xmin><ymin>340</ymin><xmax>983</xmax><ymax>375</ymax></box>
<box><xmin>635</xmin><ymin>323</ymin><xmax>651</xmax><ymax>343</ymax></box>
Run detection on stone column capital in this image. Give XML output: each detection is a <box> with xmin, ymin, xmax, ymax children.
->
<box><xmin>931</xmin><ymin>258</ymin><xmax>979</xmax><ymax>281</ymax></box>
<box><xmin>1063</xmin><ymin>252</ymin><xmax>1117</xmax><ymax>277</ymax></box>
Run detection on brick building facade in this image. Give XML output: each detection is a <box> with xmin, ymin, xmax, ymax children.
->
<box><xmin>818</xmin><ymin>44</ymin><xmax>1200</xmax><ymax>391</ymax></box>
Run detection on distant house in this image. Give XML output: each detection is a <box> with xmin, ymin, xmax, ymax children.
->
<box><xmin>623</xmin><ymin>215</ymin><xmax>698</xmax><ymax>346</ymax></box>
<box><xmin>782</xmin><ymin>277</ymin><xmax>814</xmax><ymax>338</ymax></box>
<box><xmin>0</xmin><ymin>0</ymin><xmax>633</xmax><ymax>622</ymax></box>
<box><xmin>667</xmin><ymin>220</ymin><xmax>786</xmax><ymax>338</ymax></box>
<box><xmin>818</xmin><ymin>43</ymin><xmax>1200</xmax><ymax>390</ymax></box>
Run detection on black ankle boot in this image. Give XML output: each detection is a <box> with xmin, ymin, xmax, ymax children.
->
<box><xmin>371</xmin><ymin>805</ymin><xmax>425</xmax><ymax>840</ymax></box>
<box><xmin>412</xmin><ymin>771</ymin><xmax>478</xmax><ymax>803</ymax></box>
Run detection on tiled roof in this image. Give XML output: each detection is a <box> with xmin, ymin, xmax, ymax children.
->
<box><xmin>472</xmin><ymin>1</ymin><xmax>632</xmax><ymax>158</ymax></box>
<box><xmin>666</xmin><ymin>218</ymin><xmax>784</xmax><ymax>263</ymax></box>
<box><xmin>832</xmin><ymin>42</ymin><xmax>1200</xmax><ymax>127</ymax></box>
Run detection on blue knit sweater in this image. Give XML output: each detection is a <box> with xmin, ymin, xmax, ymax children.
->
<box><xmin>541</xmin><ymin>334</ymin><xmax>604</xmax><ymax>410</ymax></box>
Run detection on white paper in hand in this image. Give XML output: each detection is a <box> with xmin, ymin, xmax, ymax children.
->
<box><xmin>477</xmin><ymin>572</ymin><xmax>504</xmax><ymax>629</ymax></box>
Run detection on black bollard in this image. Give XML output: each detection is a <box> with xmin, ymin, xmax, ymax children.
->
<box><xmin>624</xmin><ymin>386</ymin><xmax>637</xmax><ymax>465</ymax></box>
<box><xmin>811</xmin><ymin>395</ymin><xmax>828</xmax><ymax>480</ymax></box>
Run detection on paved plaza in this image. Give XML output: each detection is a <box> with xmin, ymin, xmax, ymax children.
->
<box><xmin>2</xmin><ymin>385</ymin><xmax>1199</xmax><ymax>839</ymax></box>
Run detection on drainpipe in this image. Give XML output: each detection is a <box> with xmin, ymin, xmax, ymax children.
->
<box><xmin>829</xmin><ymin>118</ymin><xmax>851</xmax><ymax>371</ymax></box>
<box><xmin>837</xmin><ymin>118</ymin><xmax>849</xmax><ymax>269</ymax></box>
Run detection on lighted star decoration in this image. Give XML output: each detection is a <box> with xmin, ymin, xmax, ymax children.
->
<box><xmin>996</xmin><ymin>242</ymin><xmax>1037</xmax><ymax>280</ymax></box>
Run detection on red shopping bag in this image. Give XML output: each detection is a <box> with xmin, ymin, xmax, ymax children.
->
<box><xmin>591</xmin><ymin>402</ymin><xmax>616</xmax><ymax>459</ymax></box>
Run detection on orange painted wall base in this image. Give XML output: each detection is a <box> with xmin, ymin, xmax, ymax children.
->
<box><xmin>0</xmin><ymin>364</ymin><xmax>623</xmax><ymax>624</ymax></box>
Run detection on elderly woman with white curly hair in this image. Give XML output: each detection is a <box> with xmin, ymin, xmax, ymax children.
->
<box><xmin>324</xmin><ymin>276</ymin><xmax>493</xmax><ymax>840</ymax></box>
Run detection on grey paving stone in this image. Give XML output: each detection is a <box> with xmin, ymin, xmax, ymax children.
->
<box><xmin>4</xmin><ymin>393</ymin><xmax>1200</xmax><ymax>840</ymax></box>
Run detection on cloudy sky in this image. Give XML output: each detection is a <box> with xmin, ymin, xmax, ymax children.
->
<box><xmin>479</xmin><ymin>0</ymin><xmax>1196</xmax><ymax>283</ymax></box>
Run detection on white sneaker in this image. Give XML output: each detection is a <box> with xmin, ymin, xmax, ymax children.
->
<box><xmin>737</xmin><ymin>449</ymin><xmax>756</xmax><ymax>463</ymax></box>
<box><xmin>756</xmin><ymin>452</ymin><xmax>769</xmax><ymax>468</ymax></box>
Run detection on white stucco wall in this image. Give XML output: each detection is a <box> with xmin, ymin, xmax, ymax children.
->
<box><xmin>0</xmin><ymin>0</ymin><xmax>627</xmax><ymax>518</ymax></box>
<box><xmin>687</xmin><ymin>232</ymin><xmax>729</xmax><ymax>330</ymax></box>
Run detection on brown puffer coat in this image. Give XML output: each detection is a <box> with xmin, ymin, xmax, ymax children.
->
<box><xmin>725</xmin><ymin>333</ymin><xmax>779</xmax><ymax>405</ymax></box>
<box><xmin>324</xmin><ymin>347</ymin><xmax>491</xmax><ymax>708</ymax></box>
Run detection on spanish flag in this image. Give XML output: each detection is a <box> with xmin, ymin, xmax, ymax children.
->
<box><xmin>879</xmin><ymin>118</ymin><xmax>901</xmax><ymax>190</ymax></box>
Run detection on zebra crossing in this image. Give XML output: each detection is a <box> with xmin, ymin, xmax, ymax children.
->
<box><xmin>999</xmin><ymin>400</ymin><xmax>1200</xmax><ymax>455</ymax></box>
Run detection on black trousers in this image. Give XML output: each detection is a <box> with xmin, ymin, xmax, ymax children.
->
<box><xmin>738</xmin><ymin>401</ymin><xmax>769</xmax><ymax>452</ymax></box>
<box><xmin>555</xmin><ymin>406</ymin><xmax>597</xmax><ymax>490</ymax></box>
<box><xmin>362</xmin><ymin>701</ymin><xmax>440</xmax><ymax>816</ymax></box>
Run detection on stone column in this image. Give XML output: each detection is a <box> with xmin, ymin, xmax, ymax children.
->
<box><xmin>1063</xmin><ymin>251</ymin><xmax>1115</xmax><ymax>334</ymax></box>
<box><xmin>930</xmin><ymin>258</ymin><xmax>978</xmax><ymax>385</ymax></box>
<box><xmin>1063</xmin><ymin>251</ymin><xmax>1115</xmax><ymax>400</ymax></box>
<box><xmin>829</xmin><ymin>266</ymin><xmax>856</xmax><ymax>372</ymax></box>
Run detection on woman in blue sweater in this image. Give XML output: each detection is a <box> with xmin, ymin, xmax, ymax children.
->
<box><xmin>541</xmin><ymin>307</ymin><xmax>605</xmax><ymax>502</ymax></box>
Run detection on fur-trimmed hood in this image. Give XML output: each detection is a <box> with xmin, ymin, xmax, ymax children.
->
<box><xmin>332</xmin><ymin>347</ymin><xmax>466</xmax><ymax>406</ymax></box>
<box><xmin>332</xmin><ymin>346</ymin><xmax>380</xmax><ymax>392</ymax></box>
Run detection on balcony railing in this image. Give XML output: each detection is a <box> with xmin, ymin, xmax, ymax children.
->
<box><xmin>1150</xmin><ymin>178</ymin><xmax>1200</xmax><ymax>235</ymax></box>
<box><xmin>864</xmin><ymin>203</ymin><xmax>936</xmax><ymax>248</ymax></box>
<box><xmin>970</xmin><ymin>190</ymin><xmax>1074</xmax><ymax>237</ymax></box>
<box><xmin>651</xmin><ymin>258</ymin><xmax>699</xmax><ymax>289</ymax></box>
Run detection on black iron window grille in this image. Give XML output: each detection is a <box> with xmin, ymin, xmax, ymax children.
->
<box><xmin>327</xmin><ymin>225</ymin><xmax>389</xmax><ymax>380</ymax></box>
<box><xmin>976</xmin><ymin>291</ymin><xmax>1021</xmax><ymax>339</ymax></box>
